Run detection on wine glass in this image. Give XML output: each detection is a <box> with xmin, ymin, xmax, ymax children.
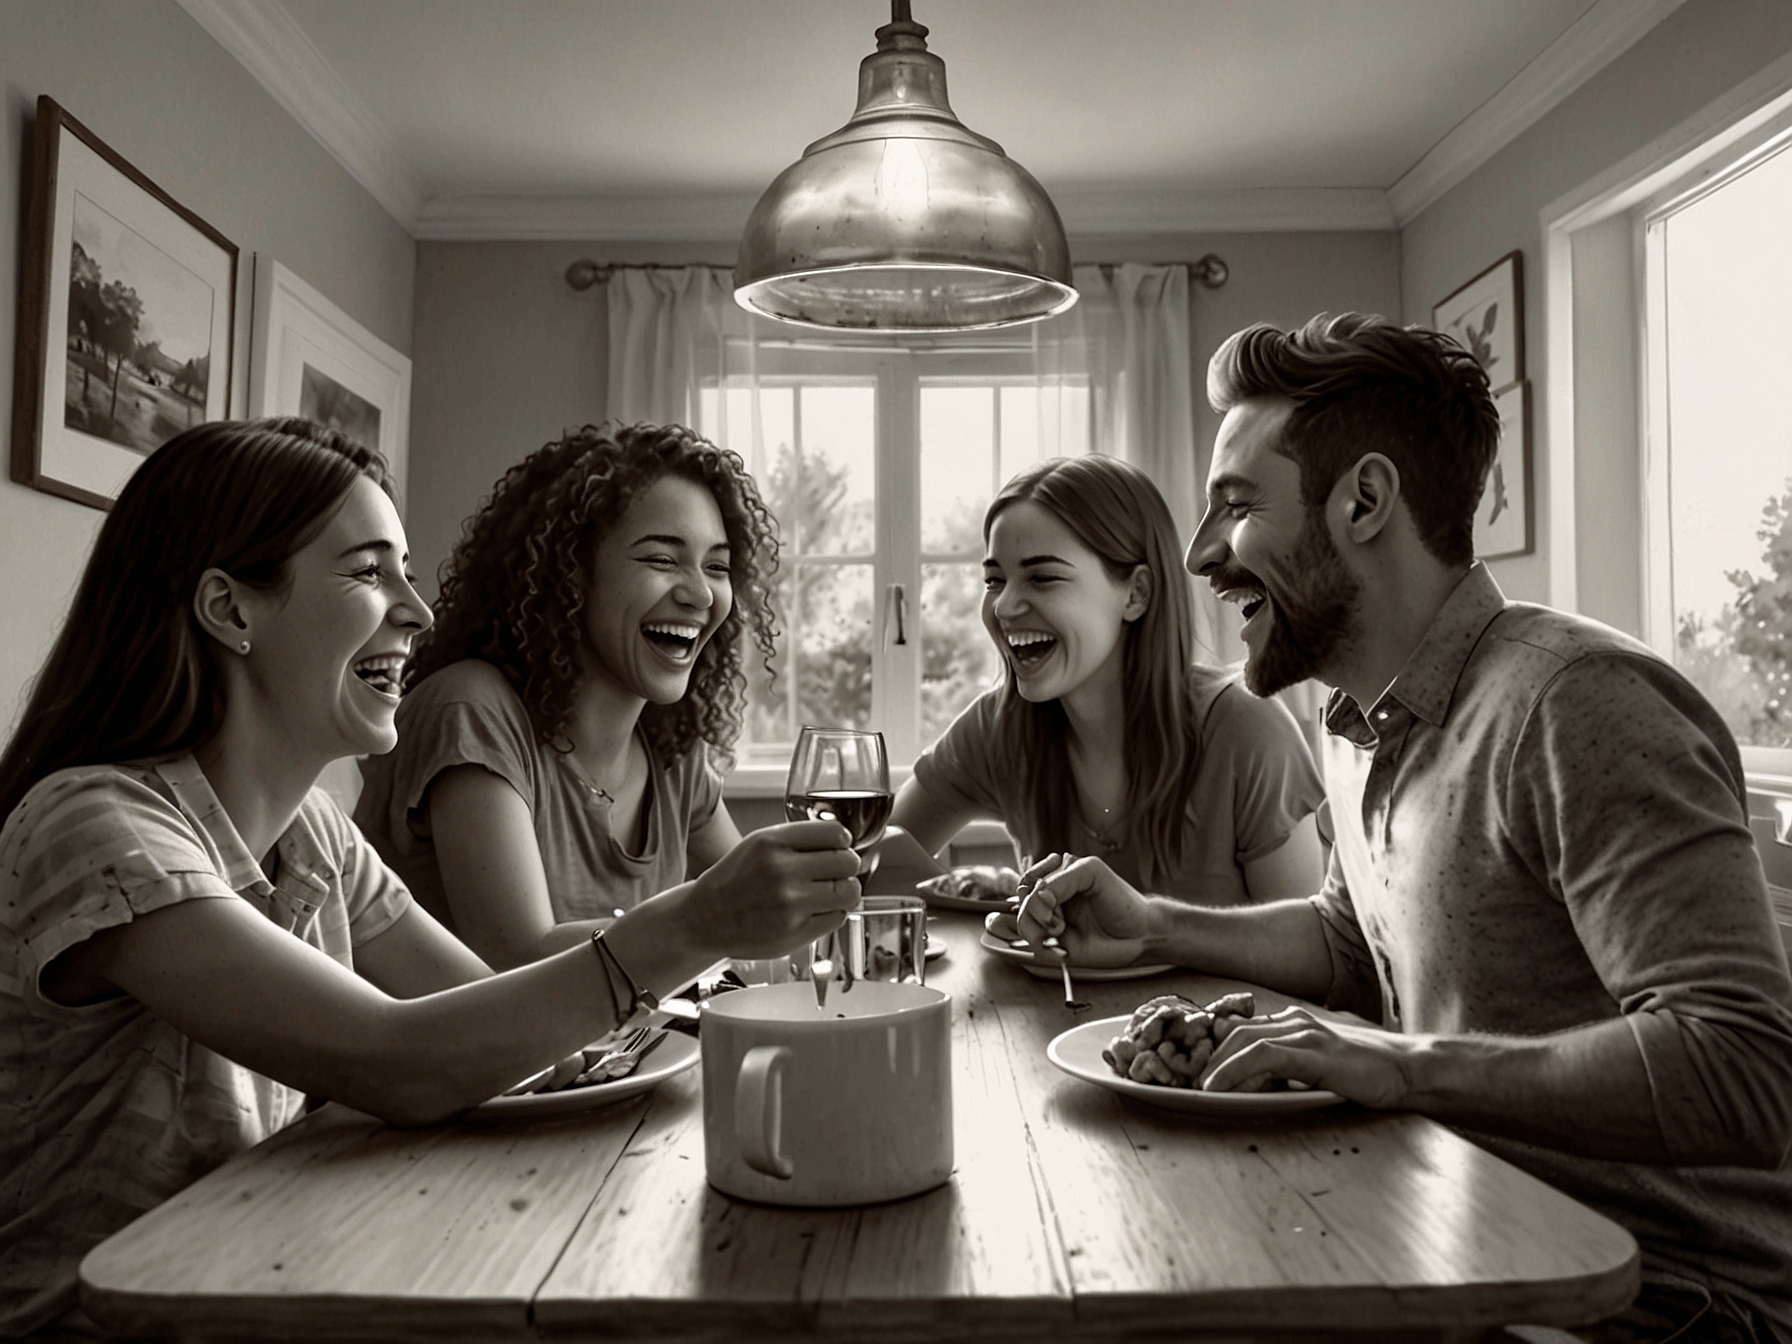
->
<box><xmin>784</xmin><ymin>727</ymin><xmax>892</xmax><ymax>854</ymax></box>
<box><xmin>787</xmin><ymin>727</ymin><xmax>891</xmax><ymax>1000</ymax></box>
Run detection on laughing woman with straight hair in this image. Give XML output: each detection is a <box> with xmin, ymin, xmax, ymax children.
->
<box><xmin>0</xmin><ymin>419</ymin><xmax>859</xmax><ymax>1338</ymax></box>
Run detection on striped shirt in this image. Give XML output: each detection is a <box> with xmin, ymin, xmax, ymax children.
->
<box><xmin>0</xmin><ymin>757</ymin><xmax>410</xmax><ymax>1336</ymax></box>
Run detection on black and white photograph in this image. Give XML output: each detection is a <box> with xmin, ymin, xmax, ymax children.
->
<box><xmin>299</xmin><ymin>361</ymin><xmax>381</xmax><ymax>453</ymax></box>
<box><xmin>1433</xmin><ymin>249</ymin><xmax>1524</xmax><ymax>391</ymax></box>
<box><xmin>10</xmin><ymin>94</ymin><xmax>234</xmax><ymax>509</ymax></box>
<box><xmin>249</xmin><ymin>256</ymin><xmax>411</xmax><ymax>510</ymax></box>
<box><xmin>4</xmin><ymin>5</ymin><xmax>1792</xmax><ymax>1343</ymax></box>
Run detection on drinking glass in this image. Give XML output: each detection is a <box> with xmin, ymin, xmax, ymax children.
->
<box><xmin>783</xmin><ymin>727</ymin><xmax>891</xmax><ymax>854</ymax></box>
<box><xmin>843</xmin><ymin>895</ymin><xmax>927</xmax><ymax>985</ymax></box>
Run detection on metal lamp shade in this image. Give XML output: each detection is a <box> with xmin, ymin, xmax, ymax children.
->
<box><xmin>735</xmin><ymin>7</ymin><xmax>1076</xmax><ymax>332</ymax></box>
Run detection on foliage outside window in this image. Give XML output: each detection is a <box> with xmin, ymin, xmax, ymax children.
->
<box><xmin>701</xmin><ymin>350</ymin><xmax>1090</xmax><ymax>768</ymax></box>
<box><xmin>1650</xmin><ymin>142</ymin><xmax>1792</xmax><ymax>750</ymax></box>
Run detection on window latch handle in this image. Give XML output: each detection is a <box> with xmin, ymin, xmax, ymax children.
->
<box><xmin>885</xmin><ymin>583</ymin><xmax>908</xmax><ymax>648</ymax></box>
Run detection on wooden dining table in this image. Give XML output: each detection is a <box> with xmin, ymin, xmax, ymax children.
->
<box><xmin>80</xmin><ymin>908</ymin><xmax>1639</xmax><ymax>1343</ymax></box>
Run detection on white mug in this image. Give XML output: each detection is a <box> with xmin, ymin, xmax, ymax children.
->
<box><xmin>701</xmin><ymin>981</ymin><xmax>953</xmax><ymax>1207</ymax></box>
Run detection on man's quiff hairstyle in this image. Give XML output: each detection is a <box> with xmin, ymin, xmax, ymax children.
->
<box><xmin>1207</xmin><ymin>313</ymin><xmax>1501</xmax><ymax>567</ymax></box>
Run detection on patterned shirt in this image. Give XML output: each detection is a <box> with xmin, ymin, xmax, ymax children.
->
<box><xmin>1310</xmin><ymin>563</ymin><xmax>1792</xmax><ymax>1330</ymax></box>
<box><xmin>0</xmin><ymin>757</ymin><xmax>411</xmax><ymax>1336</ymax></box>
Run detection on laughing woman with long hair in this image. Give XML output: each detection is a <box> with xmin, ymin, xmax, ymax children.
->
<box><xmin>892</xmin><ymin>455</ymin><xmax>1324</xmax><ymax>909</ymax></box>
<box><xmin>0</xmin><ymin>420</ymin><xmax>857</xmax><ymax>1337</ymax></box>
<box><xmin>353</xmin><ymin>422</ymin><xmax>796</xmax><ymax>971</ymax></box>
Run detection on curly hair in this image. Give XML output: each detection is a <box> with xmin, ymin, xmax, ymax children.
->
<box><xmin>409</xmin><ymin>422</ymin><xmax>779</xmax><ymax>764</ymax></box>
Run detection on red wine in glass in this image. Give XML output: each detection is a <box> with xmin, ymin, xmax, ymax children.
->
<box><xmin>785</xmin><ymin>727</ymin><xmax>891</xmax><ymax>855</ymax></box>
<box><xmin>786</xmin><ymin>789</ymin><xmax>894</xmax><ymax>853</ymax></box>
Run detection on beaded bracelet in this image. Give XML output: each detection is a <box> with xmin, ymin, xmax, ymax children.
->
<box><xmin>590</xmin><ymin>927</ymin><xmax>658</xmax><ymax>1026</ymax></box>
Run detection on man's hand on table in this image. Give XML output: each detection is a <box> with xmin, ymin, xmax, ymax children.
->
<box><xmin>1200</xmin><ymin>1006</ymin><xmax>1416</xmax><ymax>1106</ymax></box>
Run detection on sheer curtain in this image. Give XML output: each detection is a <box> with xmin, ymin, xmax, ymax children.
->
<box><xmin>605</xmin><ymin>261</ymin><xmax>1229</xmax><ymax>663</ymax></box>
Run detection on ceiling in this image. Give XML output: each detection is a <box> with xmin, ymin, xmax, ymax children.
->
<box><xmin>175</xmin><ymin>0</ymin><xmax>1686</xmax><ymax>238</ymax></box>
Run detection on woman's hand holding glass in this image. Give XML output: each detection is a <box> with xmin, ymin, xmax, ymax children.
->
<box><xmin>682</xmin><ymin>818</ymin><xmax>863</xmax><ymax>960</ymax></box>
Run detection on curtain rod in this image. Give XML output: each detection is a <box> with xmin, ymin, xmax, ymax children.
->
<box><xmin>563</xmin><ymin>254</ymin><xmax>1228</xmax><ymax>292</ymax></box>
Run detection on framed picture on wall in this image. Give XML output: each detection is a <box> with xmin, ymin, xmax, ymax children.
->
<box><xmin>10</xmin><ymin>95</ymin><xmax>237</xmax><ymax>510</ymax></box>
<box><xmin>1475</xmin><ymin>380</ymin><xmax>1532</xmax><ymax>560</ymax></box>
<box><xmin>1433</xmin><ymin>250</ymin><xmax>1524</xmax><ymax>391</ymax></box>
<box><xmin>249</xmin><ymin>257</ymin><xmax>412</xmax><ymax>513</ymax></box>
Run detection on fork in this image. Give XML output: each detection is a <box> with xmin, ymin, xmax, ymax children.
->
<box><xmin>575</xmin><ymin>1025</ymin><xmax>665</xmax><ymax>1085</ymax></box>
<box><xmin>1040</xmin><ymin>935</ymin><xmax>1090</xmax><ymax>1012</ymax></box>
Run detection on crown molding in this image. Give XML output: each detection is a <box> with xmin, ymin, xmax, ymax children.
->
<box><xmin>416</xmin><ymin>185</ymin><xmax>1397</xmax><ymax>242</ymax></box>
<box><xmin>1387</xmin><ymin>0</ymin><xmax>1687</xmax><ymax>226</ymax></box>
<box><xmin>1055</xmin><ymin>186</ymin><xmax>1395</xmax><ymax>234</ymax></box>
<box><xmin>174</xmin><ymin>0</ymin><xmax>424</xmax><ymax>229</ymax></box>
<box><xmin>416</xmin><ymin>193</ymin><xmax>762</xmax><ymax>242</ymax></box>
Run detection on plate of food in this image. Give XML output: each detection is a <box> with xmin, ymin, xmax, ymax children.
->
<box><xmin>1047</xmin><ymin>991</ymin><xmax>1345</xmax><ymax>1115</ymax></box>
<box><xmin>463</xmin><ymin>1028</ymin><xmax>699</xmax><ymax>1123</ymax></box>
<box><xmin>978</xmin><ymin>930</ymin><xmax>1174</xmax><ymax>981</ymax></box>
<box><xmin>916</xmin><ymin>863</ymin><xmax>1021</xmax><ymax>912</ymax></box>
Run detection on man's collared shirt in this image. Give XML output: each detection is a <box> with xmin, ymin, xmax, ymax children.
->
<box><xmin>1311</xmin><ymin>562</ymin><xmax>1792</xmax><ymax>1329</ymax></box>
<box><xmin>0</xmin><ymin>757</ymin><xmax>411</xmax><ymax>1336</ymax></box>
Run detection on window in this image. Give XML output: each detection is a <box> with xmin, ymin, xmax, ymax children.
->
<box><xmin>701</xmin><ymin>346</ymin><xmax>1090</xmax><ymax>778</ymax></box>
<box><xmin>1642</xmin><ymin>136</ymin><xmax>1792</xmax><ymax>754</ymax></box>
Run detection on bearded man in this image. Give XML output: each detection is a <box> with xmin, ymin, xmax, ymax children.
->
<box><xmin>1019</xmin><ymin>313</ymin><xmax>1792</xmax><ymax>1343</ymax></box>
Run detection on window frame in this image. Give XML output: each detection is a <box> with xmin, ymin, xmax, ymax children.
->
<box><xmin>710</xmin><ymin>342</ymin><xmax>1084</xmax><ymax>797</ymax></box>
<box><xmin>1542</xmin><ymin>58</ymin><xmax>1792</xmax><ymax>780</ymax></box>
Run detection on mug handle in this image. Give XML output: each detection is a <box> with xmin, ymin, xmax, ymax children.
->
<box><xmin>736</xmin><ymin>1045</ymin><xmax>795</xmax><ymax>1179</ymax></box>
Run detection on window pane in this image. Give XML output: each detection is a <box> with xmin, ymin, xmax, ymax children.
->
<box><xmin>744</xmin><ymin>562</ymin><xmax>875</xmax><ymax>753</ymax></box>
<box><xmin>797</xmin><ymin>386</ymin><xmax>875</xmax><ymax>555</ymax></box>
<box><xmin>1662</xmin><ymin>145</ymin><xmax>1792</xmax><ymax>748</ymax></box>
<box><xmin>920</xmin><ymin>387</ymin><xmax>994</xmax><ymax>554</ymax></box>
<box><xmin>920</xmin><ymin>562</ymin><xmax>1002</xmax><ymax>742</ymax></box>
<box><xmin>1001</xmin><ymin>382</ymin><xmax>1090</xmax><ymax>477</ymax></box>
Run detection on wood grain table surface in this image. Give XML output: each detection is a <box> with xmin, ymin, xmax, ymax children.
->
<box><xmin>79</xmin><ymin>909</ymin><xmax>1639</xmax><ymax>1343</ymax></box>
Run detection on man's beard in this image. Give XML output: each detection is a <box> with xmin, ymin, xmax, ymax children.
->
<box><xmin>1219</xmin><ymin>511</ymin><xmax>1361</xmax><ymax>698</ymax></box>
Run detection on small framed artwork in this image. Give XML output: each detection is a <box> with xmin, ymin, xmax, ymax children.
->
<box><xmin>10</xmin><ymin>95</ymin><xmax>236</xmax><ymax>510</ymax></box>
<box><xmin>1433</xmin><ymin>250</ymin><xmax>1523</xmax><ymax>391</ymax></box>
<box><xmin>1476</xmin><ymin>380</ymin><xmax>1532</xmax><ymax>560</ymax></box>
<box><xmin>249</xmin><ymin>257</ymin><xmax>412</xmax><ymax>512</ymax></box>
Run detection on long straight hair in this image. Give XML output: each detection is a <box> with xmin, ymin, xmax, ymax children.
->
<box><xmin>985</xmin><ymin>456</ymin><xmax>1200</xmax><ymax>887</ymax></box>
<box><xmin>0</xmin><ymin>418</ymin><xmax>385</xmax><ymax>822</ymax></box>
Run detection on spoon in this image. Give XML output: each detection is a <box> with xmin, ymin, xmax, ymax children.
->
<box><xmin>1040</xmin><ymin>935</ymin><xmax>1089</xmax><ymax>1012</ymax></box>
<box><xmin>810</xmin><ymin>956</ymin><xmax>834</xmax><ymax>1012</ymax></box>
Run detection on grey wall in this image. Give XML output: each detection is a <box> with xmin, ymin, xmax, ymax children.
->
<box><xmin>407</xmin><ymin>232</ymin><xmax>1401</xmax><ymax>602</ymax></box>
<box><xmin>0</xmin><ymin>0</ymin><xmax>416</xmax><ymax>733</ymax></box>
<box><xmin>1400</xmin><ymin>0</ymin><xmax>1792</xmax><ymax>617</ymax></box>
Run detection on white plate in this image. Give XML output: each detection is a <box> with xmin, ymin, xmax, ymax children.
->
<box><xmin>978</xmin><ymin>930</ymin><xmax>1174</xmax><ymax>981</ymax></box>
<box><xmin>463</xmin><ymin>1031</ymin><xmax>699</xmax><ymax>1123</ymax></box>
<box><xmin>920</xmin><ymin>888</ymin><xmax>1016</xmax><ymax>913</ymax></box>
<box><xmin>1047</xmin><ymin>1015</ymin><xmax>1346</xmax><ymax>1115</ymax></box>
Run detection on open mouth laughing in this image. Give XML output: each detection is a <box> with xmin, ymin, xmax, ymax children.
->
<box><xmin>1004</xmin><ymin>629</ymin><xmax>1058</xmax><ymax>669</ymax></box>
<box><xmin>352</xmin><ymin>652</ymin><xmax>406</xmax><ymax>698</ymax></box>
<box><xmin>642</xmin><ymin>619</ymin><xmax>704</xmax><ymax>662</ymax></box>
<box><xmin>1216</xmin><ymin>585</ymin><xmax>1268</xmax><ymax>627</ymax></box>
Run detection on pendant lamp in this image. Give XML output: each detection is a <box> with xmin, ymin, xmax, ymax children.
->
<box><xmin>734</xmin><ymin>1</ymin><xmax>1076</xmax><ymax>332</ymax></box>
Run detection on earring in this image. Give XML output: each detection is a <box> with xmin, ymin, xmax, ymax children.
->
<box><xmin>238</xmin><ymin>640</ymin><xmax>251</xmax><ymax>655</ymax></box>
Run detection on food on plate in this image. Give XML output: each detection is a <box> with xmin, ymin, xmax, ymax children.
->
<box><xmin>916</xmin><ymin>864</ymin><xmax>1020</xmax><ymax>904</ymax></box>
<box><xmin>1101</xmin><ymin>991</ymin><xmax>1270</xmax><ymax>1090</ymax></box>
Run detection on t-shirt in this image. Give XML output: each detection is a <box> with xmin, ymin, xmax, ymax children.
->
<box><xmin>911</xmin><ymin>666</ymin><xmax>1324</xmax><ymax>902</ymax></box>
<box><xmin>355</xmin><ymin>659</ymin><xmax>724</xmax><ymax>931</ymax></box>
<box><xmin>1311</xmin><ymin>563</ymin><xmax>1792</xmax><ymax>1332</ymax></box>
<box><xmin>0</xmin><ymin>757</ymin><xmax>411</xmax><ymax>1337</ymax></box>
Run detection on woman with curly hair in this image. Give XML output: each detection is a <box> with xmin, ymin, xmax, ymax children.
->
<box><xmin>355</xmin><ymin>422</ymin><xmax>792</xmax><ymax>969</ymax></box>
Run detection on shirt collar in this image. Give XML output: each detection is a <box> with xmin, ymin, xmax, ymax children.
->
<box><xmin>1323</xmin><ymin>562</ymin><xmax>1506</xmax><ymax>741</ymax></box>
<box><xmin>152</xmin><ymin>756</ymin><xmax>337</xmax><ymax>908</ymax></box>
